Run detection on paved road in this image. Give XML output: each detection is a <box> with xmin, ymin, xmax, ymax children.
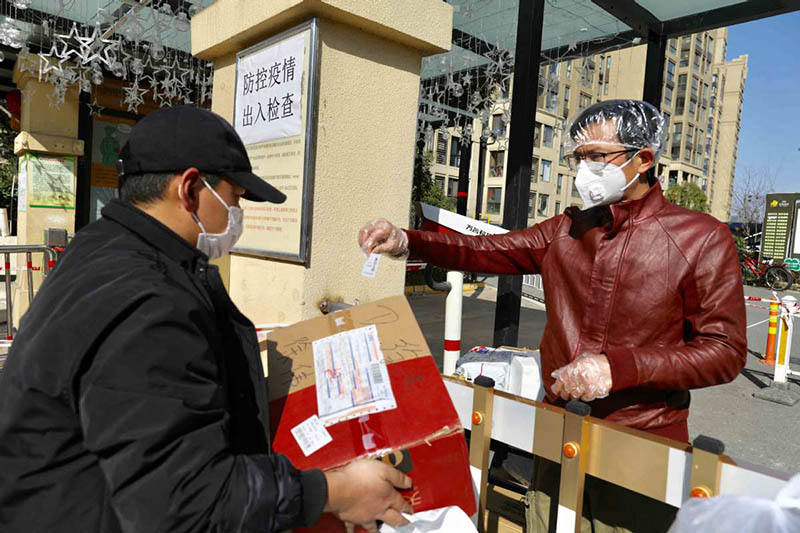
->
<box><xmin>410</xmin><ymin>282</ymin><xmax>800</xmax><ymax>475</ymax></box>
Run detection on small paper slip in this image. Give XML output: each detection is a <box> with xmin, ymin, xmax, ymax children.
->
<box><xmin>290</xmin><ymin>415</ymin><xmax>333</xmax><ymax>457</ymax></box>
<box><xmin>313</xmin><ymin>324</ymin><xmax>397</xmax><ymax>426</ymax></box>
<box><xmin>362</xmin><ymin>253</ymin><xmax>381</xmax><ymax>278</ymax></box>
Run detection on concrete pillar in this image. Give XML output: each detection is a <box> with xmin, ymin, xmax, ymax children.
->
<box><xmin>192</xmin><ymin>0</ymin><xmax>451</xmax><ymax>324</ymax></box>
<box><xmin>10</xmin><ymin>54</ymin><xmax>84</xmax><ymax>325</ymax></box>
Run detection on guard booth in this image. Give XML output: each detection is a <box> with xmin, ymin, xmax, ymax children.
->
<box><xmin>75</xmin><ymin>80</ymin><xmax>163</xmax><ymax>228</ymax></box>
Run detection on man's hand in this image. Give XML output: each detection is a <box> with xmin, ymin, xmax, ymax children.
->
<box><xmin>358</xmin><ymin>219</ymin><xmax>409</xmax><ymax>258</ymax></box>
<box><xmin>324</xmin><ymin>459</ymin><xmax>413</xmax><ymax>532</ymax></box>
<box><xmin>551</xmin><ymin>353</ymin><xmax>613</xmax><ymax>402</ymax></box>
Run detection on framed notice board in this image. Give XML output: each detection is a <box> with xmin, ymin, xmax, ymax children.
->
<box><xmin>232</xmin><ymin>19</ymin><xmax>320</xmax><ymax>264</ymax></box>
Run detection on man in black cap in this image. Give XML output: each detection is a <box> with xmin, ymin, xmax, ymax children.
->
<box><xmin>0</xmin><ymin>106</ymin><xmax>412</xmax><ymax>533</ymax></box>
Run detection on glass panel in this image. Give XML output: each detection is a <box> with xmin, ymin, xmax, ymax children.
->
<box><xmin>636</xmin><ymin>0</ymin><xmax>743</xmax><ymax>20</ymax></box>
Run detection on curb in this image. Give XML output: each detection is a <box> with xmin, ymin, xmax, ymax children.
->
<box><xmin>405</xmin><ymin>282</ymin><xmax>486</xmax><ymax>295</ymax></box>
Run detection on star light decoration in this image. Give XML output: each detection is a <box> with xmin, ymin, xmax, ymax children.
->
<box><xmin>31</xmin><ymin>4</ymin><xmax>214</xmax><ymax>112</ymax></box>
<box><xmin>122</xmin><ymin>78</ymin><xmax>149</xmax><ymax>112</ymax></box>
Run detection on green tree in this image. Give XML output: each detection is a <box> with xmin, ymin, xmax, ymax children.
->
<box><xmin>410</xmin><ymin>151</ymin><xmax>454</xmax><ymax>228</ymax></box>
<box><xmin>0</xmin><ymin>111</ymin><xmax>17</xmax><ymax>234</ymax></box>
<box><xmin>664</xmin><ymin>182</ymin><xmax>708</xmax><ymax>213</ymax></box>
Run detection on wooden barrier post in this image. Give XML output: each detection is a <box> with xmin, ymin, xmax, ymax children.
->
<box><xmin>688</xmin><ymin>435</ymin><xmax>724</xmax><ymax>499</ymax></box>
<box><xmin>468</xmin><ymin>375</ymin><xmax>496</xmax><ymax>533</ymax></box>
<box><xmin>556</xmin><ymin>400</ymin><xmax>591</xmax><ymax>533</ymax></box>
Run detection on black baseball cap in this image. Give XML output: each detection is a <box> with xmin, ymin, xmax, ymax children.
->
<box><xmin>117</xmin><ymin>105</ymin><xmax>286</xmax><ymax>203</ymax></box>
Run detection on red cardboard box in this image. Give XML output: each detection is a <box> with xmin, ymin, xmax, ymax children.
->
<box><xmin>266</xmin><ymin>296</ymin><xmax>476</xmax><ymax>531</ymax></box>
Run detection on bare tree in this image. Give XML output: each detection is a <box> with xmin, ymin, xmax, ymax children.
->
<box><xmin>731</xmin><ymin>164</ymin><xmax>779</xmax><ymax>245</ymax></box>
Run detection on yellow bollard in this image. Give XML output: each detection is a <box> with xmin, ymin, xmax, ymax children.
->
<box><xmin>761</xmin><ymin>301</ymin><xmax>779</xmax><ymax>366</ymax></box>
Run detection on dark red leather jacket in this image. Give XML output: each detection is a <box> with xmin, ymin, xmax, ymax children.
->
<box><xmin>406</xmin><ymin>184</ymin><xmax>746</xmax><ymax>442</ymax></box>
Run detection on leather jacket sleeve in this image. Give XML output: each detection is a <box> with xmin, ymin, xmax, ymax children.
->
<box><xmin>604</xmin><ymin>224</ymin><xmax>747</xmax><ymax>391</ymax></box>
<box><xmin>78</xmin><ymin>293</ymin><xmax>326</xmax><ymax>533</ymax></box>
<box><xmin>405</xmin><ymin>215</ymin><xmax>566</xmax><ymax>275</ymax></box>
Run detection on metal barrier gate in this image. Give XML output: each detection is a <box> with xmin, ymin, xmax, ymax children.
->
<box><xmin>446</xmin><ymin>377</ymin><xmax>792</xmax><ymax>533</ymax></box>
<box><xmin>0</xmin><ymin>245</ymin><xmax>58</xmax><ymax>340</ymax></box>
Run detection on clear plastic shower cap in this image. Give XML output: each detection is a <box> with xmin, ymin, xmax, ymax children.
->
<box><xmin>562</xmin><ymin>99</ymin><xmax>668</xmax><ymax>160</ymax></box>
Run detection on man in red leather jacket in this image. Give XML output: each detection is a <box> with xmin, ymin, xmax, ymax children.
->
<box><xmin>359</xmin><ymin>100</ymin><xmax>746</xmax><ymax>532</ymax></box>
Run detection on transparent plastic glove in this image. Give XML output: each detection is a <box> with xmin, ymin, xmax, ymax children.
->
<box><xmin>668</xmin><ymin>474</ymin><xmax>800</xmax><ymax>533</ymax></box>
<box><xmin>550</xmin><ymin>353</ymin><xmax>612</xmax><ymax>402</ymax></box>
<box><xmin>358</xmin><ymin>219</ymin><xmax>409</xmax><ymax>259</ymax></box>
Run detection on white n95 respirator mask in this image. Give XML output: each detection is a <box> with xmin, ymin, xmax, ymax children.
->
<box><xmin>575</xmin><ymin>152</ymin><xmax>640</xmax><ymax>208</ymax></box>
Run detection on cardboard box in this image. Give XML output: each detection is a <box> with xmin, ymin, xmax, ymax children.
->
<box><xmin>266</xmin><ymin>295</ymin><xmax>476</xmax><ymax>531</ymax></box>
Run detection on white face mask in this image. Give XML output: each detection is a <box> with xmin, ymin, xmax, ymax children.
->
<box><xmin>575</xmin><ymin>151</ymin><xmax>640</xmax><ymax>208</ymax></box>
<box><xmin>182</xmin><ymin>178</ymin><xmax>244</xmax><ymax>258</ymax></box>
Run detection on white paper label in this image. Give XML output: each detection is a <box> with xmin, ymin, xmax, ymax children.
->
<box><xmin>235</xmin><ymin>33</ymin><xmax>305</xmax><ymax>146</ymax></box>
<box><xmin>290</xmin><ymin>415</ymin><xmax>333</xmax><ymax>457</ymax></box>
<box><xmin>362</xmin><ymin>253</ymin><xmax>381</xmax><ymax>278</ymax></box>
<box><xmin>313</xmin><ymin>324</ymin><xmax>397</xmax><ymax>426</ymax></box>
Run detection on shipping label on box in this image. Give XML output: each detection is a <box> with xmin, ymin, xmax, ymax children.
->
<box><xmin>266</xmin><ymin>296</ymin><xmax>476</xmax><ymax>530</ymax></box>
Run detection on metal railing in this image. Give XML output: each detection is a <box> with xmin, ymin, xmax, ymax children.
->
<box><xmin>0</xmin><ymin>245</ymin><xmax>57</xmax><ymax>341</ymax></box>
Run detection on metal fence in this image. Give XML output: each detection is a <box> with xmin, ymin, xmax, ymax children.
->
<box><xmin>0</xmin><ymin>245</ymin><xmax>58</xmax><ymax>341</ymax></box>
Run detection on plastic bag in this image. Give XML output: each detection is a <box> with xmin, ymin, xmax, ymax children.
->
<box><xmin>380</xmin><ymin>506</ymin><xmax>477</xmax><ymax>533</ymax></box>
<box><xmin>668</xmin><ymin>474</ymin><xmax>800</xmax><ymax>532</ymax></box>
<box><xmin>562</xmin><ymin>99</ymin><xmax>668</xmax><ymax>160</ymax></box>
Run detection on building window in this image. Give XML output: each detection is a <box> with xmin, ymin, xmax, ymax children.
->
<box><xmin>449</xmin><ymin>137</ymin><xmax>461</xmax><ymax>167</ymax></box>
<box><xmin>435</xmin><ymin>175</ymin><xmax>445</xmax><ymax>192</ymax></box>
<box><xmin>539</xmin><ymin>159</ymin><xmax>552</xmax><ymax>183</ymax></box>
<box><xmin>555</xmin><ymin>201</ymin><xmax>561</xmax><ymax>215</ymax></box>
<box><xmin>664</xmin><ymin>85</ymin><xmax>673</xmax><ymax>106</ymax></box>
<box><xmin>669</xmin><ymin>38</ymin><xmax>677</xmax><ymax>54</ymax></box>
<box><xmin>579</xmin><ymin>92</ymin><xmax>591</xmax><ymax>110</ymax></box>
<box><xmin>487</xmin><ymin>187</ymin><xmax>502</xmax><ymax>215</ymax></box>
<box><xmin>669</xmin><ymin>170</ymin><xmax>678</xmax><ymax>186</ymax></box>
<box><xmin>663</xmin><ymin>111</ymin><xmax>671</xmax><ymax>130</ymax></box>
<box><xmin>546</xmin><ymin>83</ymin><xmax>558</xmax><ymax>113</ymax></box>
<box><xmin>528</xmin><ymin>192</ymin><xmax>536</xmax><ymax>218</ymax></box>
<box><xmin>557</xmin><ymin>173</ymin><xmax>563</xmax><ymax>195</ymax></box>
<box><xmin>490</xmin><ymin>150</ymin><xmax>505</xmax><ymax>177</ymax></box>
<box><xmin>531</xmin><ymin>157</ymin><xmax>539</xmax><ymax>183</ymax></box>
<box><xmin>537</xmin><ymin>193</ymin><xmax>549</xmax><ymax>217</ymax></box>
<box><xmin>680</xmin><ymin>37</ymin><xmax>690</xmax><ymax>67</ymax></box>
<box><xmin>691</xmin><ymin>76</ymin><xmax>699</xmax><ymax>100</ymax></box>
<box><xmin>559</xmin><ymin>144</ymin><xmax>566</xmax><ymax>166</ymax></box>
<box><xmin>436</xmin><ymin>133</ymin><xmax>447</xmax><ymax>164</ymax></box>
<box><xmin>703</xmin><ymin>159</ymin><xmax>710</xmax><ymax>176</ymax></box>
<box><xmin>701</xmin><ymin>178</ymin><xmax>708</xmax><ymax>192</ymax></box>
<box><xmin>562</xmin><ymin>85</ymin><xmax>570</xmax><ymax>118</ymax></box>
<box><xmin>491</xmin><ymin>114</ymin><xmax>504</xmax><ymax>137</ymax></box>
<box><xmin>566</xmin><ymin>60</ymin><xmax>572</xmax><ymax>78</ymax></box>
<box><xmin>688</xmin><ymin>100</ymin><xmax>696</xmax><ymax>119</ymax></box>
<box><xmin>534</xmin><ymin>122</ymin><xmax>542</xmax><ymax>147</ymax></box>
<box><xmin>672</xmin><ymin>122</ymin><xmax>682</xmax><ymax>144</ymax></box>
<box><xmin>676</xmin><ymin>96</ymin><xmax>685</xmax><ymax>115</ymax></box>
<box><xmin>571</xmin><ymin>177</ymin><xmax>580</xmax><ymax>198</ymax></box>
<box><xmin>666</xmin><ymin>59</ymin><xmax>675</xmax><ymax>84</ymax></box>
<box><xmin>447</xmin><ymin>177</ymin><xmax>459</xmax><ymax>200</ymax></box>
<box><xmin>579</xmin><ymin>57</ymin><xmax>594</xmax><ymax>88</ymax></box>
<box><xmin>543</xmin><ymin>125</ymin><xmax>554</xmax><ymax>147</ymax></box>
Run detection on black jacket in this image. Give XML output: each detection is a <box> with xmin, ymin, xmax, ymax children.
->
<box><xmin>0</xmin><ymin>200</ymin><xmax>326</xmax><ymax>532</ymax></box>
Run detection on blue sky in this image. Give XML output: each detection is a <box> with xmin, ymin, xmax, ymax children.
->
<box><xmin>728</xmin><ymin>12</ymin><xmax>800</xmax><ymax>193</ymax></box>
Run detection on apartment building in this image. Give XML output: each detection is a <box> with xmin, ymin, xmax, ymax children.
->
<box><xmin>427</xmin><ymin>27</ymin><xmax>747</xmax><ymax>225</ymax></box>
